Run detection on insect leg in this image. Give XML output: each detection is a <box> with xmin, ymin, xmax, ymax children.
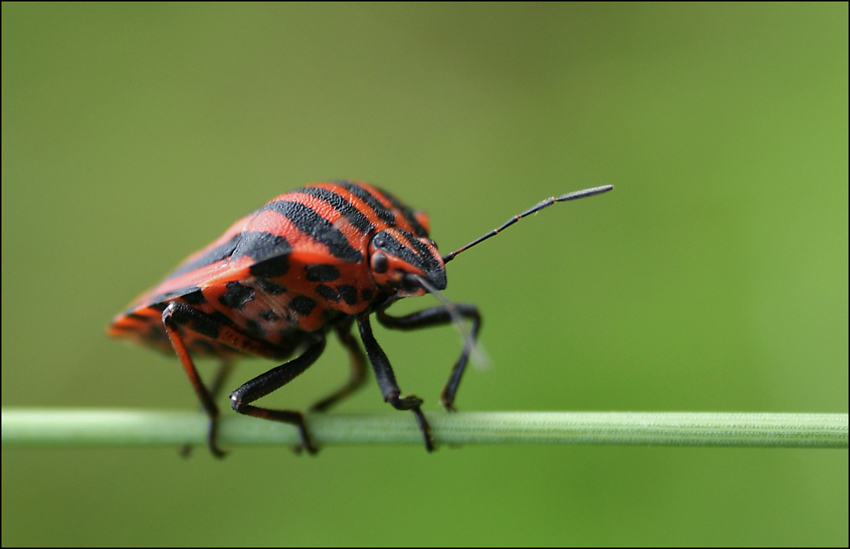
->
<box><xmin>162</xmin><ymin>303</ymin><xmax>237</xmax><ymax>458</ymax></box>
<box><xmin>377</xmin><ymin>302</ymin><xmax>481</xmax><ymax>412</ymax></box>
<box><xmin>309</xmin><ymin>320</ymin><xmax>368</xmax><ymax>412</ymax></box>
<box><xmin>229</xmin><ymin>336</ymin><xmax>326</xmax><ymax>454</ymax></box>
<box><xmin>179</xmin><ymin>359</ymin><xmax>236</xmax><ymax>458</ymax></box>
<box><xmin>356</xmin><ymin>313</ymin><xmax>434</xmax><ymax>452</ymax></box>
<box><xmin>163</xmin><ymin>301</ymin><xmax>309</xmax><ymax>457</ymax></box>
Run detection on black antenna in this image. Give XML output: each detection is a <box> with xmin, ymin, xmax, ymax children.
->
<box><xmin>442</xmin><ymin>185</ymin><xmax>613</xmax><ymax>263</ymax></box>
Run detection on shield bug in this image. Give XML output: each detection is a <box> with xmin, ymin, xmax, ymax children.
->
<box><xmin>108</xmin><ymin>181</ymin><xmax>612</xmax><ymax>456</ymax></box>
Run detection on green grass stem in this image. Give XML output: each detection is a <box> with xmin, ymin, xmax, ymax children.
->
<box><xmin>2</xmin><ymin>409</ymin><xmax>846</xmax><ymax>450</ymax></box>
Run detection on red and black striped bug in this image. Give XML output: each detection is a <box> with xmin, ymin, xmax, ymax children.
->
<box><xmin>108</xmin><ymin>180</ymin><xmax>612</xmax><ymax>456</ymax></box>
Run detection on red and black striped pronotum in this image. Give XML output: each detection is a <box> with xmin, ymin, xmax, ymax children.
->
<box><xmin>109</xmin><ymin>180</ymin><xmax>613</xmax><ymax>456</ymax></box>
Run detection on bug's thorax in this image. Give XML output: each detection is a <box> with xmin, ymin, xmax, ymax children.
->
<box><xmin>368</xmin><ymin>228</ymin><xmax>447</xmax><ymax>297</ymax></box>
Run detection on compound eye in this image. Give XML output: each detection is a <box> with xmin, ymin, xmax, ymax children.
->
<box><xmin>371</xmin><ymin>252</ymin><xmax>389</xmax><ymax>274</ymax></box>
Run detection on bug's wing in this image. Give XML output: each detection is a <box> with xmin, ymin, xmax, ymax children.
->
<box><xmin>123</xmin><ymin>213</ymin><xmax>261</xmax><ymax>311</ymax></box>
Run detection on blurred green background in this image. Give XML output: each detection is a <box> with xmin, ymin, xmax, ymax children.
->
<box><xmin>2</xmin><ymin>3</ymin><xmax>847</xmax><ymax>546</ymax></box>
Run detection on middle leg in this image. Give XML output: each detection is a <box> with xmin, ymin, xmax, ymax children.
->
<box><xmin>309</xmin><ymin>320</ymin><xmax>368</xmax><ymax>412</ymax></box>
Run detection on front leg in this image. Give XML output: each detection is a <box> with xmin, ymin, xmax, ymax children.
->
<box><xmin>356</xmin><ymin>314</ymin><xmax>434</xmax><ymax>452</ymax></box>
<box><xmin>376</xmin><ymin>302</ymin><xmax>481</xmax><ymax>411</ymax></box>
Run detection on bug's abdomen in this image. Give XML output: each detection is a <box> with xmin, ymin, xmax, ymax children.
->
<box><xmin>110</xmin><ymin>287</ymin><xmax>313</xmax><ymax>359</ymax></box>
<box><xmin>108</xmin><ymin>296</ymin><xmax>248</xmax><ymax>358</ymax></box>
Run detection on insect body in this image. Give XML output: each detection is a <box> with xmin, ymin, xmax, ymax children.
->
<box><xmin>109</xmin><ymin>180</ymin><xmax>612</xmax><ymax>456</ymax></box>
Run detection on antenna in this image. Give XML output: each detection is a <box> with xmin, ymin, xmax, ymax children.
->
<box><xmin>442</xmin><ymin>185</ymin><xmax>613</xmax><ymax>263</ymax></box>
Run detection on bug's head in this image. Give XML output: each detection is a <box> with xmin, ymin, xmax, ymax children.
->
<box><xmin>368</xmin><ymin>228</ymin><xmax>447</xmax><ymax>296</ymax></box>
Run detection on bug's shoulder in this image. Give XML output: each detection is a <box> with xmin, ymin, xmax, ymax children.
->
<box><xmin>309</xmin><ymin>180</ymin><xmax>433</xmax><ymax>238</ymax></box>
<box><xmin>228</xmin><ymin>180</ymin><xmax>434</xmax><ymax>272</ymax></box>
